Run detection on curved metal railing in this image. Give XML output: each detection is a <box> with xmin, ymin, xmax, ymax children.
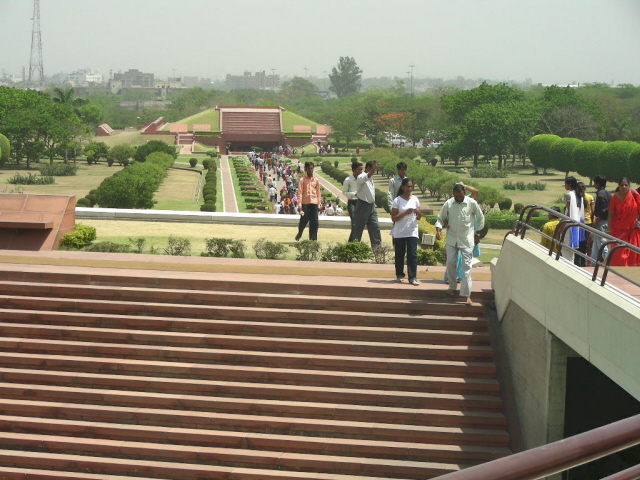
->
<box><xmin>507</xmin><ymin>204</ymin><xmax>640</xmax><ymax>289</ymax></box>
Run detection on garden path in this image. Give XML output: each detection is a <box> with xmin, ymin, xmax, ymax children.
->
<box><xmin>219</xmin><ymin>155</ymin><xmax>238</xmax><ymax>213</ymax></box>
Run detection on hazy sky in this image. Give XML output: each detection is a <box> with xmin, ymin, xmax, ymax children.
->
<box><xmin>1</xmin><ymin>0</ymin><xmax>640</xmax><ymax>85</ymax></box>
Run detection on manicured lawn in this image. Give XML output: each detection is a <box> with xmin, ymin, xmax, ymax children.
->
<box><xmin>161</xmin><ymin>109</ymin><xmax>220</xmax><ymax>132</ymax></box>
<box><xmin>281</xmin><ymin>111</ymin><xmax>321</xmax><ymax>132</ymax></box>
<box><xmin>0</xmin><ymin>161</ymin><xmax>122</xmax><ymax>200</ymax></box>
<box><xmin>96</xmin><ymin>131</ymin><xmax>175</xmax><ymax>148</ymax></box>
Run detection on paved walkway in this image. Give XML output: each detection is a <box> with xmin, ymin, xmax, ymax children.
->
<box><xmin>219</xmin><ymin>155</ymin><xmax>238</xmax><ymax>213</ymax></box>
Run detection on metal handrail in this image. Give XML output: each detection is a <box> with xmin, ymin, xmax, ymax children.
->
<box><xmin>507</xmin><ymin>204</ymin><xmax>640</xmax><ymax>289</ymax></box>
<box><xmin>434</xmin><ymin>414</ymin><xmax>640</xmax><ymax>480</ymax></box>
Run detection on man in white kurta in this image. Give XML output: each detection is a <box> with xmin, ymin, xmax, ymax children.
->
<box><xmin>435</xmin><ymin>183</ymin><xmax>485</xmax><ymax>305</ymax></box>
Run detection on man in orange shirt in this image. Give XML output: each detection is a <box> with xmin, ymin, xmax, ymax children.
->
<box><xmin>295</xmin><ymin>161</ymin><xmax>321</xmax><ymax>241</ymax></box>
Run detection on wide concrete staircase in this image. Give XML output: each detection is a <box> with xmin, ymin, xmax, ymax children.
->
<box><xmin>0</xmin><ymin>260</ymin><xmax>511</xmax><ymax>479</ymax></box>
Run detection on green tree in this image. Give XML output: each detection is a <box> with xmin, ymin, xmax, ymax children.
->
<box><xmin>330</xmin><ymin>106</ymin><xmax>362</xmax><ymax>147</ymax></box>
<box><xmin>278</xmin><ymin>77</ymin><xmax>318</xmax><ymax>102</ymax></box>
<box><xmin>50</xmin><ymin>87</ymin><xmax>88</xmax><ymax>108</ymax></box>
<box><xmin>0</xmin><ymin>133</ymin><xmax>9</xmax><ymax>166</ymax></box>
<box><xmin>108</xmin><ymin>144</ymin><xmax>135</xmax><ymax>166</ymax></box>
<box><xmin>536</xmin><ymin>85</ymin><xmax>603</xmax><ymax>140</ymax></box>
<box><xmin>628</xmin><ymin>147</ymin><xmax>640</xmax><ymax>183</ymax></box>
<box><xmin>598</xmin><ymin>141</ymin><xmax>639</xmax><ymax>181</ymax></box>
<box><xmin>84</xmin><ymin>141</ymin><xmax>110</xmax><ymax>163</ymax></box>
<box><xmin>134</xmin><ymin>140</ymin><xmax>178</xmax><ymax>163</ymax></box>
<box><xmin>527</xmin><ymin>134</ymin><xmax>560</xmax><ymax>174</ymax></box>
<box><xmin>550</xmin><ymin>137</ymin><xmax>582</xmax><ymax>175</ymax></box>
<box><xmin>572</xmin><ymin>141</ymin><xmax>606</xmax><ymax>180</ymax></box>
<box><xmin>440</xmin><ymin>82</ymin><xmax>527</xmax><ymax>167</ymax></box>
<box><xmin>329</xmin><ymin>56</ymin><xmax>363</xmax><ymax>98</ymax></box>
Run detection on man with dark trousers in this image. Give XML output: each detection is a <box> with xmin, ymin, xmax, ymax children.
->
<box><xmin>342</xmin><ymin>161</ymin><xmax>363</xmax><ymax>242</ymax></box>
<box><xmin>295</xmin><ymin>161</ymin><xmax>321</xmax><ymax>241</ymax></box>
<box><xmin>350</xmin><ymin>160</ymin><xmax>381</xmax><ymax>249</ymax></box>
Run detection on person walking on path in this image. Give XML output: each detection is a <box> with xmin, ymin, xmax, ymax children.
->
<box><xmin>350</xmin><ymin>160</ymin><xmax>381</xmax><ymax>249</ymax></box>
<box><xmin>390</xmin><ymin>177</ymin><xmax>421</xmax><ymax>285</ymax></box>
<box><xmin>343</xmin><ymin>162</ymin><xmax>362</xmax><ymax>242</ymax></box>
<box><xmin>435</xmin><ymin>183</ymin><xmax>485</xmax><ymax>305</ymax></box>
<box><xmin>387</xmin><ymin>162</ymin><xmax>407</xmax><ymax>212</ymax></box>
<box><xmin>295</xmin><ymin>162</ymin><xmax>321</xmax><ymax>241</ymax></box>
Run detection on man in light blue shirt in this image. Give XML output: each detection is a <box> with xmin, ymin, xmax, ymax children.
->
<box><xmin>435</xmin><ymin>183</ymin><xmax>485</xmax><ymax>305</ymax></box>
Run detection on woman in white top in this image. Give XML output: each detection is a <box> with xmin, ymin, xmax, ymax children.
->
<box><xmin>563</xmin><ymin>176</ymin><xmax>585</xmax><ymax>263</ymax></box>
<box><xmin>390</xmin><ymin>177</ymin><xmax>421</xmax><ymax>285</ymax></box>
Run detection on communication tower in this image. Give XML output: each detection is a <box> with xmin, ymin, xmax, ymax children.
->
<box><xmin>28</xmin><ymin>0</ymin><xmax>44</xmax><ymax>88</ymax></box>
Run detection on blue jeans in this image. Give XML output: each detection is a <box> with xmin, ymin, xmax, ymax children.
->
<box><xmin>393</xmin><ymin>237</ymin><xmax>418</xmax><ymax>281</ymax></box>
<box><xmin>590</xmin><ymin>221</ymin><xmax>608</xmax><ymax>265</ymax></box>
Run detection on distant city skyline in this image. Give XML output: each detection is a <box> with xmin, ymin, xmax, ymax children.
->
<box><xmin>1</xmin><ymin>0</ymin><xmax>640</xmax><ymax>86</ymax></box>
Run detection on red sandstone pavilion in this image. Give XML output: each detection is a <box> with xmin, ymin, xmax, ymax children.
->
<box><xmin>110</xmin><ymin>106</ymin><xmax>331</xmax><ymax>154</ymax></box>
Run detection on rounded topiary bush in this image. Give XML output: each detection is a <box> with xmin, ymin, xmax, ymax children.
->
<box><xmin>200</xmin><ymin>204</ymin><xmax>216</xmax><ymax>212</ymax></box>
<box><xmin>189</xmin><ymin>158</ymin><xmax>198</xmax><ymax>168</ymax></box>
<box><xmin>628</xmin><ymin>147</ymin><xmax>640</xmax><ymax>184</ymax></box>
<box><xmin>202</xmin><ymin>159</ymin><xmax>211</xmax><ymax>170</ymax></box>
<box><xmin>0</xmin><ymin>134</ymin><xmax>10</xmax><ymax>166</ymax></box>
<box><xmin>76</xmin><ymin>198</ymin><xmax>91</xmax><ymax>207</ymax></box>
<box><xmin>498</xmin><ymin>197</ymin><xmax>513</xmax><ymax>211</ymax></box>
<box><xmin>573</xmin><ymin>141</ymin><xmax>606</xmax><ymax>180</ymax></box>
<box><xmin>204</xmin><ymin>194</ymin><xmax>216</xmax><ymax>202</ymax></box>
<box><xmin>514</xmin><ymin>203</ymin><xmax>525</xmax><ymax>214</ymax></box>
<box><xmin>527</xmin><ymin>134</ymin><xmax>560</xmax><ymax>173</ymax></box>
<box><xmin>85</xmin><ymin>194</ymin><xmax>97</xmax><ymax>206</ymax></box>
<box><xmin>598</xmin><ymin>141</ymin><xmax>638</xmax><ymax>181</ymax></box>
<box><xmin>550</xmin><ymin>137</ymin><xmax>581</xmax><ymax>174</ymax></box>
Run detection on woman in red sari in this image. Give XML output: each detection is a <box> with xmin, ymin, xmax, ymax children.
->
<box><xmin>607</xmin><ymin>177</ymin><xmax>640</xmax><ymax>266</ymax></box>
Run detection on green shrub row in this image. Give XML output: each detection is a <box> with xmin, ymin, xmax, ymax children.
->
<box><xmin>7</xmin><ymin>172</ymin><xmax>55</xmax><ymax>185</ymax></box>
<box><xmin>95</xmin><ymin>151</ymin><xmax>174</xmax><ymax>209</ymax></box>
<box><xmin>38</xmin><ymin>162</ymin><xmax>78</xmax><ymax>177</ymax></box>
<box><xmin>231</xmin><ymin>156</ymin><xmax>269</xmax><ymax>210</ymax></box>
<box><xmin>503</xmin><ymin>180</ymin><xmax>547</xmax><ymax>191</ymax></box>
<box><xmin>200</xmin><ymin>161</ymin><xmax>217</xmax><ymax>212</ymax></box>
<box><xmin>59</xmin><ymin>224</ymin><xmax>97</xmax><ymax>249</ymax></box>
<box><xmin>469</xmin><ymin>166</ymin><xmax>509</xmax><ymax>178</ymax></box>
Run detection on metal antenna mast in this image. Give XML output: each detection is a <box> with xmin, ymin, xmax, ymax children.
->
<box><xmin>28</xmin><ymin>0</ymin><xmax>44</xmax><ymax>88</ymax></box>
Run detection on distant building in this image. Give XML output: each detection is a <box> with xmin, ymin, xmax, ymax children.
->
<box><xmin>183</xmin><ymin>76</ymin><xmax>199</xmax><ymax>87</ymax></box>
<box><xmin>225</xmin><ymin>71</ymin><xmax>280</xmax><ymax>90</ymax></box>
<box><xmin>112</xmin><ymin>69</ymin><xmax>155</xmax><ymax>88</ymax></box>
<box><xmin>67</xmin><ymin>69</ymin><xmax>103</xmax><ymax>86</ymax></box>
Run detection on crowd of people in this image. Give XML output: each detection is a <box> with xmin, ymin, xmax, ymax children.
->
<box><xmin>540</xmin><ymin>175</ymin><xmax>640</xmax><ymax>267</ymax></box>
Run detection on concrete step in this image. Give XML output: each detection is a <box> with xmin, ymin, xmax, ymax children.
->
<box><xmin>0</xmin><ymin>399</ymin><xmax>510</xmax><ymax>447</ymax></box>
<box><xmin>0</xmin><ymin>337</ymin><xmax>496</xmax><ymax>377</ymax></box>
<box><xmin>0</xmin><ymin>304</ymin><xmax>488</xmax><ymax>333</ymax></box>
<box><xmin>0</xmin><ymin>309</ymin><xmax>491</xmax><ymax>345</ymax></box>
<box><xmin>0</xmin><ymin>449</ymin><xmax>453</xmax><ymax>480</ymax></box>
<box><xmin>0</xmin><ymin>383</ymin><xmax>507</xmax><ymax>428</ymax></box>
<box><xmin>0</xmin><ymin>294</ymin><xmax>487</xmax><ymax>324</ymax></box>
<box><xmin>0</xmin><ymin>265</ymin><xmax>494</xmax><ymax>302</ymax></box>
<box><xmin>0</xmin><ymin>369</ymin><xmax>504</xmax><ymax>412</ymax></box>
<box><xmin>0</xmin><ymin>323</ymin><xmax>492</xmax><ymax>359</ymax></box>
<box><xmin>0</xmin><ymin>354</ymin><xmax>501</xmax><ymax>395</ymax></box>
<box><xmin>0</xmin><ymin>431</ymin><xmax>466</xmax><ymax>479</ymax></box>
<box><xmin>0</xmin><ymin>280</ymin><xmax>488</xmax><ymax>318</ymax></box>
<box><xmin>0</xmin><ymin>415</ymin><xmax>510</xmax><ymax>463</ymax></box>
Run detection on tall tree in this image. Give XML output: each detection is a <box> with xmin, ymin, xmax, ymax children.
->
<box><xmin>330</xmin><ymin>106</ymin><xmax>362</xmax><ymax>148</ymax></box>
<box><xmin>329</xmin><ymin>57</ymin><xmax>363</xmax><ymax>98</ymax></box>
<box><xmin>278</xmin><ymin>77</ymin><xmax>318</xmax><ymax>103</ymax></box>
